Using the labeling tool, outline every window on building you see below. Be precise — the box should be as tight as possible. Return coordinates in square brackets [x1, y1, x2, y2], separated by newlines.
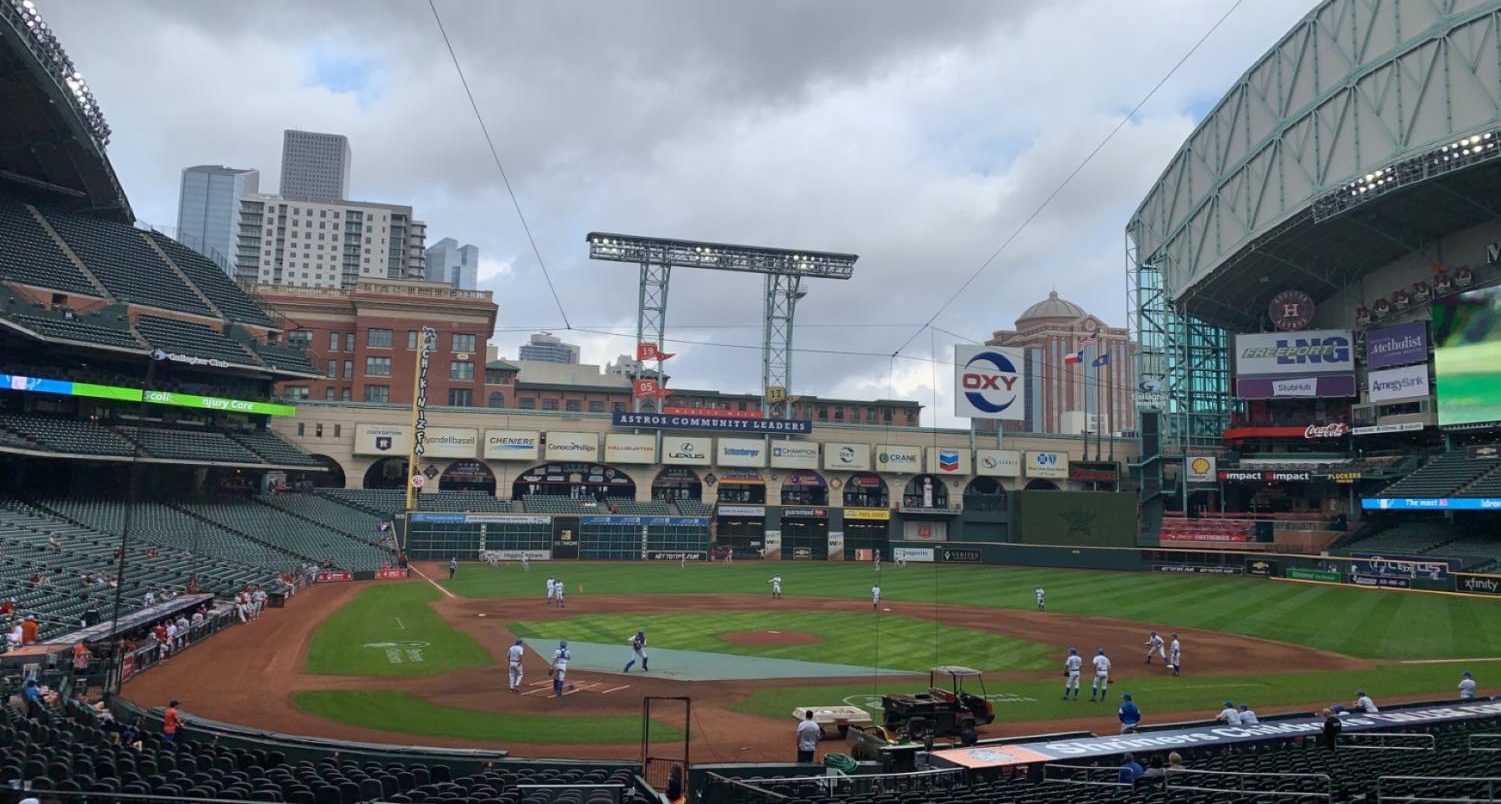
[343, 360, 353, 379]
[367, 328, 392, 348]
[588, 400, 604, 413]
[519, 398, 536, 409]
[452, 333, 476, 353]
[328, 332, 339, 351]
[866, 407, 878, 422]
[488, 391, 505, 408]
[288, 331, 312, 348]
[542, 399, 559, 411]
[407, 330, 418, 350]
[324, 388, 335, 401]
[818, 406, 828, 421]
[341, 388, 351, 401]
[326, 359, 337, 378]
[334, 424, 341, 438]
[344, 333, 354, 351]
[319, 210, 327, 218]
[834, 408, 844, 421]
[565, 400, 582, 412]
[366, 356, 392, 376]
[315, 423, 324, 438]
[612, 402, 625, 413]
[363, 385, 390, 403]
[883, 408, 893, 422]
[449, 360, 475, 380]
[448, 388, 473, 406]
[296, 422, 305, 436]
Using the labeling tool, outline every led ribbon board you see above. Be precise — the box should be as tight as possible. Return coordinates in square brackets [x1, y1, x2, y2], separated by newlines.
[0, 373, 295, 417]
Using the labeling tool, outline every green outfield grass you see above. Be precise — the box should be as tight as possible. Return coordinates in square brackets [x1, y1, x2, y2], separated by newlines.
[438, 562, 1501, 660]
[729, 661, 1495, 724]
[295, 690, 679, 744]
[305, 583, 491, 677]
[507, 611, 1054, 673]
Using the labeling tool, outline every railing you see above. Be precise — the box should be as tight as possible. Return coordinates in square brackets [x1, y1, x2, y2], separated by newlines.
[1468, 733, 1501, 752]
[805, 766, 966, 798]
[700, 772, 791, 804]
[1040, 763, 1133, 788]
[517, 783, 626, 803]
[1339, 732, 1438, 751]
[1163, 767, 1332, 800]
[1377, 775, 1501, 803]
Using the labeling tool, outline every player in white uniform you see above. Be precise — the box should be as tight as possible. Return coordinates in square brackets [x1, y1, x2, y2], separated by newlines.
[1035, 587, 1046, 611]
[551, 640, 571, 696]
[1063, 647, 1082, 700]
[1460, 671, 1478, 699]
[1169, 634, 1181, 676]
[555, 578, 566, 608]
[1354, 690, 1379, 713]
[1145, 631, 1166, 664]
[623, 630, 649, 672]
[1216, 701, 1242, 725]
[546, 576, 556, 606]
[871, 584, 881, 610]
[485, 551, 499, 568]
[1090, 649, 1111, 701]
[768, 575, 783, 599]
[1239, 704, 1259, 725]
[521, 553, 530, 573]
[506, 638, 525, 692]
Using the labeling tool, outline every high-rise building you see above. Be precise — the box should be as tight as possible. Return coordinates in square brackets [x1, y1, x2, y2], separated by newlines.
[425, 237, 479, 289]
[986, 291, 1136, 436]
[235, 194, 426, 288]
[175, 165, 259, 275]
[605, 354, 643, 378]
[518, 332, 580, 364]
[279, 129, 351, 201]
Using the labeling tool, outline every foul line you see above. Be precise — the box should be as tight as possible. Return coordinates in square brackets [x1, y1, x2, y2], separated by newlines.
[521, 686, 553, 697]
[394, 617, 406, 630]
[598, 685, 631, 695]
[409, 565, 455, 599]
[1400, 657, 1501, 665]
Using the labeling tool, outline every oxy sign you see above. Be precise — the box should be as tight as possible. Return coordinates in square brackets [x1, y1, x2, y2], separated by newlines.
[954, 345, 1025, 420]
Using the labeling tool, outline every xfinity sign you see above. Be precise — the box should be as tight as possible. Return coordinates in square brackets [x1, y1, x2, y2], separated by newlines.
[954, 345, 1025, 421]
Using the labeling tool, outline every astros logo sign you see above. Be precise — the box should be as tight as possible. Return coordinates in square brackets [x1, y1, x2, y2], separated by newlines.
[960, 349, 1021, 414]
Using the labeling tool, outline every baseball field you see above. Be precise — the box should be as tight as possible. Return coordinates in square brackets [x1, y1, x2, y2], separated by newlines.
[122, 560, 1501, 761]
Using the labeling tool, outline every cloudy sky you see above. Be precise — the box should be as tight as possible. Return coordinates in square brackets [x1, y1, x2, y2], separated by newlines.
[47, 0, 1314, 426]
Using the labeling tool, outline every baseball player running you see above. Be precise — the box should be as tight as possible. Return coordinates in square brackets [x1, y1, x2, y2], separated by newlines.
[1090, 649, 1111, 701]
[1063, 647, 1083, 700]
[768, 575, 783, 599]
[1035, 586, 1046, 611]
[623, 630, 649, 672]
[1169, 634, 1181, 677]
[1145, 631, 1166, 664]
[551, 640, 571, 696]
[506, 638, 525, 692]
[871, 584, 881, 610]
[546, 576, 556, 606]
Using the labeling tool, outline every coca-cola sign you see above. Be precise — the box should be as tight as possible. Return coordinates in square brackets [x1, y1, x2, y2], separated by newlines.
[1304, 423, 1349, 439]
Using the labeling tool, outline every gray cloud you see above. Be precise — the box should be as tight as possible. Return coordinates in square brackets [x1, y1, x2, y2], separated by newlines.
[44, 0, 1312, 425]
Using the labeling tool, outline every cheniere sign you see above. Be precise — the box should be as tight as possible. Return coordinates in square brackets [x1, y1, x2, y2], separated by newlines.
[613, 411, 812, 433]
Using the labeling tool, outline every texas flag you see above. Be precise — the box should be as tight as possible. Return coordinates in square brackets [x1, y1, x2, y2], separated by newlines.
[1064, 350, 1084, 365]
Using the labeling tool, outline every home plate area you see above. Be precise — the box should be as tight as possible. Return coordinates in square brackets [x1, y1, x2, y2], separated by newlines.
[519, 679, 633, 697]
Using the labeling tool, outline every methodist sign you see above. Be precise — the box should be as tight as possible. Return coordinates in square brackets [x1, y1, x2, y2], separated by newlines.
[953, 345, 1025, 421]
[612, 411, 811, 434]
[1365, 321, 1429, 369]
[1233, 329, 1355, 399]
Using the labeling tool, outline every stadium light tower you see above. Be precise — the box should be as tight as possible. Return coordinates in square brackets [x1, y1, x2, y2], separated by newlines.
[586, 233, 857, 416]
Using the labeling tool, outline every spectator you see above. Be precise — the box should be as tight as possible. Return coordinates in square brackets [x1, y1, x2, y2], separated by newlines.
[143, 589, 156, 607]
[20, 614, 39, 645]
[1117, 753, 1144, 784]
[72, 641, 92, 677]
[162, 700, 183, 745]
[190, 609, 204, 627]
[0, 597, 14, 617]
[1354, 690, 1379, 713]
[1216, 701, 1242, 725]
[1167, 752, 1185, 774]
[1118, 693, 1141, 734]
[1459, 671, 1478, 700]
[1142, 755, 1167, 784]
[21, 679, 45, 720]
[4, 621, 20, 651]
[1321, 708, 1342, 750]
[796, 709, 820, 763]
[1239, 704, 1259, 725]
[665, 764, 685, 804]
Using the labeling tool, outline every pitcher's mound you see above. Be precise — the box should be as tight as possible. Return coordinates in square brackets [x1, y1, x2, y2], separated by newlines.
[719, 630, 822, 646]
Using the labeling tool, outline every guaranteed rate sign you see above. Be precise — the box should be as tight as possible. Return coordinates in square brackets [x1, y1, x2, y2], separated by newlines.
[612, 411, 812, 434]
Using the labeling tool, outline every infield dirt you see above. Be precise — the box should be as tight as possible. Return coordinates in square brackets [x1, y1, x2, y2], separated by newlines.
[123, 575, 1372, 761]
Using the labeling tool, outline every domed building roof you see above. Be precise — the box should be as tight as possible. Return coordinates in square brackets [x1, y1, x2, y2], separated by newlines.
[1017, 291, 1086, 323]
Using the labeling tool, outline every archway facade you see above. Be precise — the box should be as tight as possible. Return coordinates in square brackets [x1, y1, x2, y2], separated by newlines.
[512, 462, 636, 502]
[296, 454, 346, 489]
[842, 473, 888, 508]
[779, 470, 829, 560]
[362, 457, 409, 490]
[779, 470, 828, 506]
[440, 459, 496, 494]
[902, 474, 949, 509]
[715, 470, 767, 559]
[651, 467, 702, 502]
[841, 473, 891, 560]
[1024, 478, 1061, 491]
[963, 476, 1007, 512]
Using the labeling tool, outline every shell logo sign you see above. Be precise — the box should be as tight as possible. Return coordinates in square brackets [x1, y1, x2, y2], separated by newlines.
[1185, 456, 1217, 483]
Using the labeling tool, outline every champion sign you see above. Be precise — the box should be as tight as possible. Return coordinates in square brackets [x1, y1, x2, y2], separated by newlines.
[954, 345, 1025, 421]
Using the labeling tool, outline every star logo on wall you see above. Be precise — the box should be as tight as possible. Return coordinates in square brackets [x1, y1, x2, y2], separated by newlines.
[1060, 508, 1096, 538]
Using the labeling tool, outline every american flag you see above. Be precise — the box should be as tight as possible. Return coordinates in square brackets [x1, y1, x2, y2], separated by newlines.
[1080, 332, 1099, 347]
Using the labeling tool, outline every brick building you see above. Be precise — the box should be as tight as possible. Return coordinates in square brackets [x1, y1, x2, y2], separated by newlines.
[248, 279, 497, 405]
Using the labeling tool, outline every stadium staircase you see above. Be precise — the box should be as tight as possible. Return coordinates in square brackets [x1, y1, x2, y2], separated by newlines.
[1374, 453, 1495, 499]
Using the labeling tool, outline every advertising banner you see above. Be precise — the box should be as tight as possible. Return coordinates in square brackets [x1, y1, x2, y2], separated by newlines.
[1161, 532, 1248, 542]
[1245, 558, 1278, 576]
[483, 430, 540, 461]
[1368, 363, 1431, 403]
[717, 505, 766, 517]
[953, 345, 1026, 420]
[1286, 567, 1341, 582]
[1454, 573, 1501, 595]
[1155, 564, 1243, 574]
[374, 568, 409, 580]
[1024, 451, 1067, 479]
[926, 447, 971, 475]
[1235, 375, 1357, 399]
[479, 549, 551, 562]
[781, 507, 828, 519]
[875, 444, 922, 473]
[1351, 553, 1453, 578]
[354, 423, 411, 456]
[422, 427, 478, 459]
[412, 327, 437, 457]
[1069, 461, 1119, 482]
[316, 571, 355, 583]
[1366, 322, 1429, 369]
[823, 442, 871, 472]
[612, 411, 811, 434]
[1234, 329, 1354, 376]
[939, 547, 984, 563]
[1351, 574, 1411, 589]
[717, 438, 766, 468]
[604, 433, 658, 464]
[894, 546, 935, 563]
[826, 531, 844, 558]
[645, 551, 706, 561]
[661, 436, 712, 466]
[902, 521, 948, 541]
[1362, 498, 1501, 511]
[1185, 456, 1217, 483]
[975, 449, 1021, 477]
[770, 442, 820, 469]
[843, 508, 891, 521]
[544, 432, 599, 462]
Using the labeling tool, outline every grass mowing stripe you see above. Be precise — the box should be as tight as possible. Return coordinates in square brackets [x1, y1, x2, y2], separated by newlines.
[305, 584, 492, 678]
[294, 690, 679, 744]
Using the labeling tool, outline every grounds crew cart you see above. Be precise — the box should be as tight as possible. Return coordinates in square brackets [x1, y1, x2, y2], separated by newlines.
[880, 665, 995, 738]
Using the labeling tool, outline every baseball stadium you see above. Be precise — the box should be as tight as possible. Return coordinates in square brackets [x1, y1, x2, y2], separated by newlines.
[4, 2, 1501, 804]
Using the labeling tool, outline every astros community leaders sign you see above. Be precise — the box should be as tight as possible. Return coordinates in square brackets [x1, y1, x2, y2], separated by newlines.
[612, 411, 812, 433]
